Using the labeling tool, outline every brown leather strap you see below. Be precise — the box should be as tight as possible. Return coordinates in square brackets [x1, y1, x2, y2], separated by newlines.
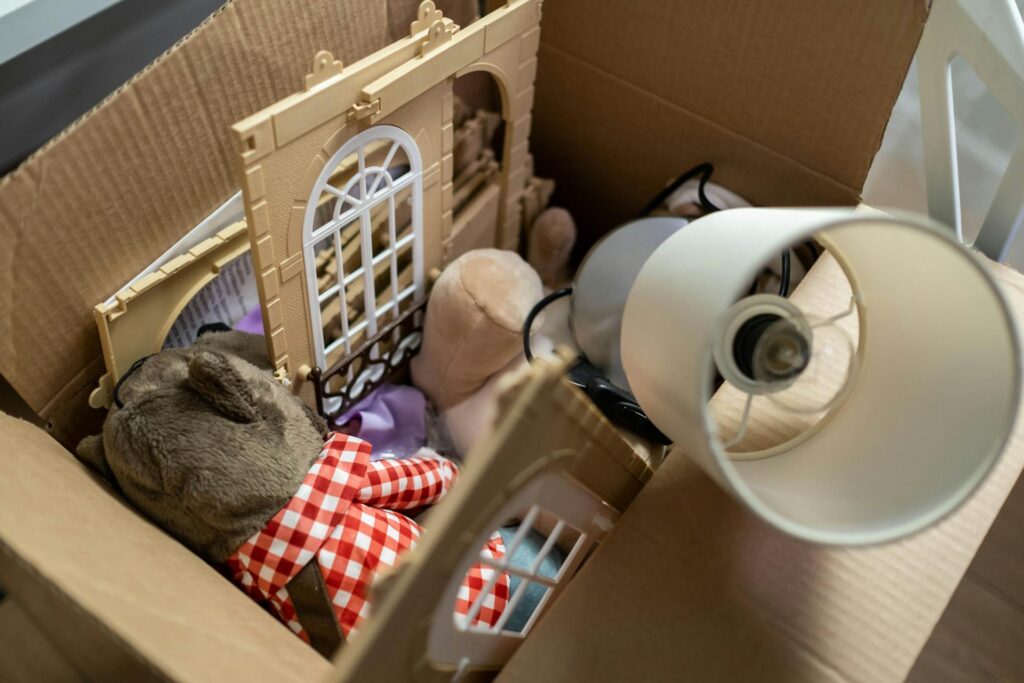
[285, 562, 344, 659]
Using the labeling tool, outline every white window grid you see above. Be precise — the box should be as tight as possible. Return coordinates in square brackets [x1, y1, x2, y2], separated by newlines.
[303, 125, 426, 373]
[427, 471, 618, 674]
[454, 504, 586, 637]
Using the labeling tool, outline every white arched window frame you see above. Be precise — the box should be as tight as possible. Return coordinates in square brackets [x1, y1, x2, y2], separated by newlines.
[302, 125, 426, 372]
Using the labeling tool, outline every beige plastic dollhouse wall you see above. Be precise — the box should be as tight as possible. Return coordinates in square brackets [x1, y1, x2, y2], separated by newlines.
[67, 3, 657, 676]
[232, 0, 542, 403]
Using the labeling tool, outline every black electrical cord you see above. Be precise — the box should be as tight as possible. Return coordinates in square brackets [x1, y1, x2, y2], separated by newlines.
[523, 287, 573, 362]
[113, 355, 154, 409]
[747, 250, 792, 298]
[640, 162, 720, 216]
[779, 249, 792, 298]
[645, 162, 793, 297]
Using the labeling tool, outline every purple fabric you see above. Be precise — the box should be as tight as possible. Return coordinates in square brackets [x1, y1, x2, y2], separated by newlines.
[231, 303, 426, 457]
[235, 306, 265, 335]
[336, 384, 427, 459]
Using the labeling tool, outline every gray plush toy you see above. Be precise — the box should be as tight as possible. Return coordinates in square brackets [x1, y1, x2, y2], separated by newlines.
[76, 331, 327, 564]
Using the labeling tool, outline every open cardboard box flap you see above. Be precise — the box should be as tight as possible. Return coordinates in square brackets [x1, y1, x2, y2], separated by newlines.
[0, 414, 334, 682]
[531, 0, 929, 250]
[4, 0, 1016, 681]
[0, 0, 925, 450]
[0, 0, 395, 448]
[497, 255, 1024, 683]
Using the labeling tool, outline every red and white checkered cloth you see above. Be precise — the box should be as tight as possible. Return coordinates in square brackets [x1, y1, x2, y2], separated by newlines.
[227, 432, 509, 641]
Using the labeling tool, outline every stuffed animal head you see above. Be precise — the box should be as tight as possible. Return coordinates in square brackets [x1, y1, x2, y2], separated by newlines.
[77, 331, 327, 563]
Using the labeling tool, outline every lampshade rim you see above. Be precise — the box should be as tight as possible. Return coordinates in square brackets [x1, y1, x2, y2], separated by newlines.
[695, 210, 1023, 546]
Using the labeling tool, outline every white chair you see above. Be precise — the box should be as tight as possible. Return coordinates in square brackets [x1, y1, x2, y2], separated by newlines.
[918, 0, 1024, 260]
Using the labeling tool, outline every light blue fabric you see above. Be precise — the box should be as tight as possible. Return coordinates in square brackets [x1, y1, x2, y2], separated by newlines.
[497, 527, 566, 632]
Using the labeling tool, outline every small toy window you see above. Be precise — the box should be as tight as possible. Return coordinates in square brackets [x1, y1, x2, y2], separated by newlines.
[303, 125, 426, 374]
[446, 70, 506, 257]
[427, 469, 618, 674]
[163, 250, 259, 349]
[454, 505, 583, 636]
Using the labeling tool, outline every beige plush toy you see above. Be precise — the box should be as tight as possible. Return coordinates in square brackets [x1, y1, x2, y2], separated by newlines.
[527, 207, 577, 289]
[411, 249, 544, 409]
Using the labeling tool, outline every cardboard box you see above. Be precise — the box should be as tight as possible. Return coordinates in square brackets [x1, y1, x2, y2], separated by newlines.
[496, 253, 1024, 683]
[3, 0, 1020, 681]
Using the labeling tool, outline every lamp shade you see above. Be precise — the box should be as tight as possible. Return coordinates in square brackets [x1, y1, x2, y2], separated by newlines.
[571, 216, 687, 390]
[621, 208, 1021, 545]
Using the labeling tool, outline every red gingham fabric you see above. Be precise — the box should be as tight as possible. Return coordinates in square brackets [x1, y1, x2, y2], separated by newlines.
[227, 432, 509, 641]
[454, 532, 508, 629]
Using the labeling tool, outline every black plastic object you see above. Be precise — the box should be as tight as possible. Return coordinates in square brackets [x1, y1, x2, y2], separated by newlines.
[196, 321, 232, 338]
[567, 359, 672, 445]
[732, 314, 809, 382]
[733, 314, 782, 379]
[523, 287, 671, 444]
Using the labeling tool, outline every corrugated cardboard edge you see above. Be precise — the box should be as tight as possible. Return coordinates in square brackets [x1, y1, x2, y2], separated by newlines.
[531, 0, 930, 246]
[0, 4, 229, 180]
[0, 412, 332, 682]
[0, 0, 392, 450]
[497, 256, 1024, 683]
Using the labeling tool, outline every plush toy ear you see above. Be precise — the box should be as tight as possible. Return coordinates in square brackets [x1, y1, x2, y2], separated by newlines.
[76, 433, 116, 483]
[300, 400, 330, 440]
[187, 350, 259, 423]
[196, 329, 274, 371]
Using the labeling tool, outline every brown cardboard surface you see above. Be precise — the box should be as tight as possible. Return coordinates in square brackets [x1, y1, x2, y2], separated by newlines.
[532, 0, 928, 248]
[0, 598, 82, 683]
[0, 0, 392, 448]
[0, 1, 976, 681]
[0, 1, 927, 451]
[497, 255, 1024, 683]
[0, 413, 330, 682]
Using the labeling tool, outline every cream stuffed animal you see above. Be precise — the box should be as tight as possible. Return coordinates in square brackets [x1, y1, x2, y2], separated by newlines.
[412, 249, 544, 409]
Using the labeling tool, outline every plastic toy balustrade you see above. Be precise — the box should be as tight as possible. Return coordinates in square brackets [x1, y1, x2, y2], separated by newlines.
[85, 1, 655, 675]
[295, 123, 425, 419]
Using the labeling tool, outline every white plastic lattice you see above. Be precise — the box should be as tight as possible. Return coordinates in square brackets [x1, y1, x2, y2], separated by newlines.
[428, 470, 618, 672]
[302, 125, 426, 372]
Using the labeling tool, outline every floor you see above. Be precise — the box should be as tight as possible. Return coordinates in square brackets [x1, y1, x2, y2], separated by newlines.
[906, 474, 1024, 682]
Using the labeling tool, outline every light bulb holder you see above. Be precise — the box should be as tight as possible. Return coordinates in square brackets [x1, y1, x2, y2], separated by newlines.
[713, 294, 811, 395]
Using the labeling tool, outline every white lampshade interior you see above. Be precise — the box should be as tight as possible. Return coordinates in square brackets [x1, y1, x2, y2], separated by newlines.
[621, 208, 1020, 544]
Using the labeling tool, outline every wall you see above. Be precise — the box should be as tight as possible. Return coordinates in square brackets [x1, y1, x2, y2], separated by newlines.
[0, 0, 224, 175]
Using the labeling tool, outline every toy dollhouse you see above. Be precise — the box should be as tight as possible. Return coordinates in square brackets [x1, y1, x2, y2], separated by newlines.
[83, 1, 655, 677]
[230, 0, 545, 415]
[90, 0, 547, 417]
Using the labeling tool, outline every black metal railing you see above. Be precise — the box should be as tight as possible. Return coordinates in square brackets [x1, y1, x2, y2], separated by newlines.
[310, 298, 428, 425]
